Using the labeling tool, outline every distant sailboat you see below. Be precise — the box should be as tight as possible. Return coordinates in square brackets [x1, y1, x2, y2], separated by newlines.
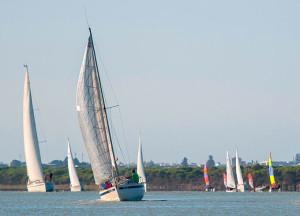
[268, 152, 280, 192]
[223, 173, 227, 188]
[23, 65, 54, 192]
[235, 148, 245, 192]
[137, 133, 147, 192]
[248, 173, 254, 192]
[226, 151, 236, 192]
[67, 139, 83, 191]
[204, 163, 214, 191]
[76, 28, 145, 201]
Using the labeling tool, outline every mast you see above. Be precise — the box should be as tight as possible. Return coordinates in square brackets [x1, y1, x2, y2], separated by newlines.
[88, 28, 119, 179]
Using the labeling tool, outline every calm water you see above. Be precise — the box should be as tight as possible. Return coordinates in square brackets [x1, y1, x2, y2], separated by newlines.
[0, 191, 299, 215]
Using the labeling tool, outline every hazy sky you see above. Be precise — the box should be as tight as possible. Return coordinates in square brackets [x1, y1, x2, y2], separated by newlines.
[0, 1, 299, 165]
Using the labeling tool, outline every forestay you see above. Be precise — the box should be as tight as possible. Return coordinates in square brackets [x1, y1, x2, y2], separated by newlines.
[23, 68, 44, 183]
[76, 29, 115, 185]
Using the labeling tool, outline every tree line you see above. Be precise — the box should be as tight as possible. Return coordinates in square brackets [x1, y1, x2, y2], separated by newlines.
[0, 165, 299, 191]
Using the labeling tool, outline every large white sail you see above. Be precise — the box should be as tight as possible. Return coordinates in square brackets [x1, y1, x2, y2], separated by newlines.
[137, 134, 146, 183]
[23, 67, 44, 183]
[226, 151, 235, 189]
[76, 28, 118, 185]
[235, 148, 244, 186]
[67, 139, 81, 188]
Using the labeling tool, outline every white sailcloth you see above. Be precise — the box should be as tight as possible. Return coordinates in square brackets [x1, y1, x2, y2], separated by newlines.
[67, 139, 81, 188]
[76, 29, 117, 185]
[235, 148, 244, 186]
[137, 134, 146, 183]
[23, 68, 44, 183]
[226, 151, 235, 189]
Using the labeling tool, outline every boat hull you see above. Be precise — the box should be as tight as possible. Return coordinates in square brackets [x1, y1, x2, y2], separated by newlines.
[99, 183, 145, 201]
[71, 184, 84, 192]
[27, 181, 54, 192]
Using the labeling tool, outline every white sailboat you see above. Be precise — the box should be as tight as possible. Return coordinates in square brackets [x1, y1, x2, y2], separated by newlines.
[226, 151, 236, 192]
[67, 139, 84, 191]
[23, 65, 54, 192]
[235, 148, 245, 192]
[76, 28, 145, 201]
[137, 133, 147, 192]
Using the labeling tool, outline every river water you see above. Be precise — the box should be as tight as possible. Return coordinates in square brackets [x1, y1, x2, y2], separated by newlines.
[0, 191, 299, 215]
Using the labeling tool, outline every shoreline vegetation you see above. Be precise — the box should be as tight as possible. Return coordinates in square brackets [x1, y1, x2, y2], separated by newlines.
[0, 165, 299, 191]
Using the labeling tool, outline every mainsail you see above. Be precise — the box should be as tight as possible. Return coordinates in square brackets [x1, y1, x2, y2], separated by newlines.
[226, 151, 235, 189]
[67, 139, 81, 188]
[76, 28, 118, 185]
[23, 66, 44, 183]
[204, 163, 209, 186]
[137, 134, 146, 183]
[269, 152, 276, 188]
[248, 173, 254, 189]
[235, 148, 244, 186]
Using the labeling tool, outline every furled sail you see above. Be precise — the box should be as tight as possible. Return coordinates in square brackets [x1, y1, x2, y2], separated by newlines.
[269, 153, 276, 188]
[226, 151, 235, 189]
[248, 173, 254, 189]
[204, 163, 209, 186]
[223, 173, 227, 187]
[23, 67, 44, 183]
[137, 134, 146, 183]
[235, 148, 244, 186]
[67, 139, 81, 188]
[76, 28, 118, 185]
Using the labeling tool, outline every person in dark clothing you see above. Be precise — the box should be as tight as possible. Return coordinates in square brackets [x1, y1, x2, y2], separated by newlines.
[49, 171, 53, 182]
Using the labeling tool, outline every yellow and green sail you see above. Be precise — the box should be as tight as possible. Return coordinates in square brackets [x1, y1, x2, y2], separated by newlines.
[269, 152, 276, 188]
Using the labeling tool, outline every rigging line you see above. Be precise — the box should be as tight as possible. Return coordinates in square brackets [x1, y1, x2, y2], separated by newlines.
[83, 0, 90, 28]
[108, 109, 127, 165]
[93, 42, 131, 165]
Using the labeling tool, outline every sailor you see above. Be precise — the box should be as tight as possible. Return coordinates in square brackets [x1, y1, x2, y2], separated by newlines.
[49, 171, 53, 182]
[131, 169, 139, 183]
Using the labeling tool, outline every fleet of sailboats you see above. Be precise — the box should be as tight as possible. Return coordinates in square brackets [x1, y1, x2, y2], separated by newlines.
[76, 28, 145, 201]
[23, 65, 54, 192]
[67, 139, 84, 192]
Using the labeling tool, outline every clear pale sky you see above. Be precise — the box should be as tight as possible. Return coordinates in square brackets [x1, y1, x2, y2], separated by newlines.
[0, 1, 299, 165]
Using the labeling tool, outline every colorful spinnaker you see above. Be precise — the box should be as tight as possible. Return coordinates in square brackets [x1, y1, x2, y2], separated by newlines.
[269, 152, 276, 188]
[248, 173, 254, 189]
[204, 163, 209, 186]
[223, 173, 227, 187]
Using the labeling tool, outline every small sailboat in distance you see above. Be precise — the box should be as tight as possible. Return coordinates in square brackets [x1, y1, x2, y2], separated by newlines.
[235, 148, 245, 192]
[76, 28, 145, 201]
[248, 173, 254, 192]
[23, 65, 54, 192]
[67, 139, 84, 191]
[204, 163, 214, 191]
[226, 151, 236, 192]
[137, 133, 147, 192]
[268, 152, 281, 192]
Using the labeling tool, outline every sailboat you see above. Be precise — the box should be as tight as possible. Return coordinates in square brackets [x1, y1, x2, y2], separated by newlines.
[23, 65, 54, 192]
[67, 139, 84, 191]
[248, 173, 254, 192]
[225, 151, 236, 192]
[268, 152, 281, 192]
[223, 173, 227, 189]
[235, 148, 245, 192]
[204, 163, 214, 191]
[137, 133, 147, 192]
[76, 28, 145, 201]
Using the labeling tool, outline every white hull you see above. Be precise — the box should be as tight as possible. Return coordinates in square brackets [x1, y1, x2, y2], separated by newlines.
[99, 183, 145, 201]
[27, 181, 54, 192]
[71, 184, 84, 192]
[237, 184, 245, 192]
